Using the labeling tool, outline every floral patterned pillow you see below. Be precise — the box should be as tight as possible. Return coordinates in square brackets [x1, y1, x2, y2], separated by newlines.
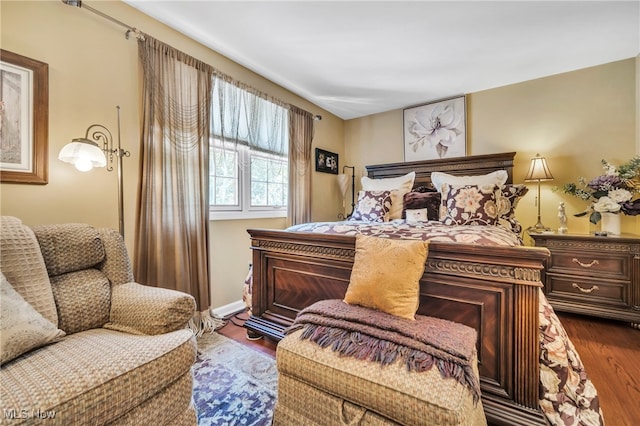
[361, 172, 415, 220]
[441, 184, 500, 226]
[496, 184, 529, 234]
[349, 190, 392, 222]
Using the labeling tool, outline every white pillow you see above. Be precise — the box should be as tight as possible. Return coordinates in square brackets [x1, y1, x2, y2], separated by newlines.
[361, 172, 416, 220]
[405, 208, 430, 223]
[431, 170, 508, 193]
[0, 272, 66, 364]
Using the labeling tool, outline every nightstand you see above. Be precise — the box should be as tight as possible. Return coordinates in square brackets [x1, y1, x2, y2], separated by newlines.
[529, 232, 640, 323]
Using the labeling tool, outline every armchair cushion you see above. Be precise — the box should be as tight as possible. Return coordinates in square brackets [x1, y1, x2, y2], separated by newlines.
[1, 328, 195, 425]
[105, 283, 196, 335]
[97, 228, 134, 285]
[33, 223, 105, 276]
[51, 269, 111, 334]
[33, 223, 114, 334]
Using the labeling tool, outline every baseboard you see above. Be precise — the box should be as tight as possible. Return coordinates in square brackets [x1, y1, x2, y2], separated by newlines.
[210, 300, 246, 319]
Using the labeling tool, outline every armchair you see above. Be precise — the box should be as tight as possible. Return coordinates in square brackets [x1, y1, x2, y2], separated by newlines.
[0, 216, 197, 425]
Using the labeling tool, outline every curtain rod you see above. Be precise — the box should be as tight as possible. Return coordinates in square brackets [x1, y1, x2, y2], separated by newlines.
[62, 0, 145, 41]
[63, 1, 319, 119]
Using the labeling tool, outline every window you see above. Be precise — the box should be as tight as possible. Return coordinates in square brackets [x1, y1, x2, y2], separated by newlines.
[210, 143, 238, 207]
[209, 80, 289, 220]
[250, 152, 288, 208]
[209, 141, 288, 219]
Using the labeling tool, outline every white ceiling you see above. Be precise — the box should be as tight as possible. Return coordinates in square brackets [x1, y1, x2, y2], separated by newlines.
[123, 1, 640, 120]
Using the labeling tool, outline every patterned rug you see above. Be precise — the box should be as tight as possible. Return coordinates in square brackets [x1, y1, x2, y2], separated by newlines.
[193, 332, 278, 426]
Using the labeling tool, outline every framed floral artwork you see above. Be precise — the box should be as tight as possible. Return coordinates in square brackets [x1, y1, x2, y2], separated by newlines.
[403, 96, 466, 161]
[0, 49, 49, 184]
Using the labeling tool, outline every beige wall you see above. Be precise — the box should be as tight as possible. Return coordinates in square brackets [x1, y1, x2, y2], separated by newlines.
[637, 54, 640, 153]
[345, 59, 639, 237]
[0, 0, 343, 309]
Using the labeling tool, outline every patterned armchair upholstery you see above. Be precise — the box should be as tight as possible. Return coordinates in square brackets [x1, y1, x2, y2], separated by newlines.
[0, 216, 197, 425]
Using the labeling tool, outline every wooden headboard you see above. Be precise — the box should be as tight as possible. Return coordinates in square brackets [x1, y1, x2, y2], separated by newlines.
[366, 152, 516, 188]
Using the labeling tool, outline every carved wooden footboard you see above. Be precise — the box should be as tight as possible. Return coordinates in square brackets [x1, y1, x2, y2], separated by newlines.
[246, 229, 550, 426]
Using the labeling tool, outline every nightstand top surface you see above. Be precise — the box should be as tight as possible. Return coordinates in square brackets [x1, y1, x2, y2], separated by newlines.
[528, 231, 640, 243]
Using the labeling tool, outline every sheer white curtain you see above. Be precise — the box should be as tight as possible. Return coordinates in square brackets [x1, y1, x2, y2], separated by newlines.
[212, 78, 288, 158]
[211, 78, 316, 224]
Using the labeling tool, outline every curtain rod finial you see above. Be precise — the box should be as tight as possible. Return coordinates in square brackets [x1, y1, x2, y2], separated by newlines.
[314, 115, 322, 121]
[62, 0, 82, 7]
[126, 28, 146, 41]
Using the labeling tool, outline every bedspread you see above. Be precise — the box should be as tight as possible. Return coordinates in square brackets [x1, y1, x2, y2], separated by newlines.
[287, 219, 523, 246]
[539, 291, 604, 425]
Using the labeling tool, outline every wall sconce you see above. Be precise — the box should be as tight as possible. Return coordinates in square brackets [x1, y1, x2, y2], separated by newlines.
[524, 153, 554, 233]
[58, 106, 130, 236]
[337, 165, 355, 219]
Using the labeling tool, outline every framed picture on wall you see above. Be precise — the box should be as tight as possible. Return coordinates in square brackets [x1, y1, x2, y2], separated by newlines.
[0, 49, 49, 184]
[315, 148, 339, 174]
[403, 96, 466, 161]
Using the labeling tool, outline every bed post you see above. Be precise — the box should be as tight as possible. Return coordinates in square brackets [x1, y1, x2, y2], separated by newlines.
[514, 271, 542, 408]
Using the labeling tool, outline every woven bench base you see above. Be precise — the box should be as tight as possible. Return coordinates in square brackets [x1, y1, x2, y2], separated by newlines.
[274, 373, 402, 425]
[274, 329, 486, 426]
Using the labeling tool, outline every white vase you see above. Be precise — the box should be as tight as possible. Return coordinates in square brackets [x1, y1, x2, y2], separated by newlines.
[600, 212, 621, 235]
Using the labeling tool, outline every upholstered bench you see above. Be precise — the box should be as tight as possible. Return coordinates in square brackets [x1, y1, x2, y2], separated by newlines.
[273, 237, 486, 425]
[273, 310, 487, 426]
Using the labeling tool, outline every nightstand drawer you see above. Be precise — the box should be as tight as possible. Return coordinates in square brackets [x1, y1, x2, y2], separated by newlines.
[548, 251, 629, 280]
[547, 275, 627, 306]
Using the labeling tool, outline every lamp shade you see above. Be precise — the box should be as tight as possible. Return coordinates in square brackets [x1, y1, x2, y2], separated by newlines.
[58, 139, 107, 172]
[337, 173, 349, 197]
[524, 154, 554, 182]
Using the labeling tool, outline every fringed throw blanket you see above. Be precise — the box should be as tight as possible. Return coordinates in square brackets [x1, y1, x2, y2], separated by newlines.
[286, 299, 481, 404]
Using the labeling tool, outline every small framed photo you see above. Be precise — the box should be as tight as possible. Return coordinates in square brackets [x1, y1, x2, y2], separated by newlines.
[403, 96, 466, 161]
[315, 148, 338, 174]
[0, 49, 49, 184]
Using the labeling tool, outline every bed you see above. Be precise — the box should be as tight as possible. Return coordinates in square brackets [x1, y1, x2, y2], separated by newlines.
[245, 152, 601, 426]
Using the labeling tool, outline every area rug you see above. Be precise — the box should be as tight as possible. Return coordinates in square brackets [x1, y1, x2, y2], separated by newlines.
[192, 332, 278, 426]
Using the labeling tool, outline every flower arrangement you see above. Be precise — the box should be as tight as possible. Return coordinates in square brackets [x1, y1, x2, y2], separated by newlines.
[557, 156, 640, 224]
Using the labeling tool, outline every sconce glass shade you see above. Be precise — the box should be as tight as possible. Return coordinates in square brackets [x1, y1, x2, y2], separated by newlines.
[58, 139, 107, 172]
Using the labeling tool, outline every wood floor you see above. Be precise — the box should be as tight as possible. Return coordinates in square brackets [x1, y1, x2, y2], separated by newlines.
[556, 313, 640, 426]
[217, 310, 640, 426]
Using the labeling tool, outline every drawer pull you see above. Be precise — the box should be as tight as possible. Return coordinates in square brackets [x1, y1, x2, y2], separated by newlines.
[572, 258, 599, 268]
[572, 283, 599, 294]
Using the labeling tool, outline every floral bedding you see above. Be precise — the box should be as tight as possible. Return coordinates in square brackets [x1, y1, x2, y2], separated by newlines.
[287, 218, 524, 246]
[539, 291, 604, 425]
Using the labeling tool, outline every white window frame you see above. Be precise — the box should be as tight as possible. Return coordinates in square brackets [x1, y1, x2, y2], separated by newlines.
[210, 139, 288, 221]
